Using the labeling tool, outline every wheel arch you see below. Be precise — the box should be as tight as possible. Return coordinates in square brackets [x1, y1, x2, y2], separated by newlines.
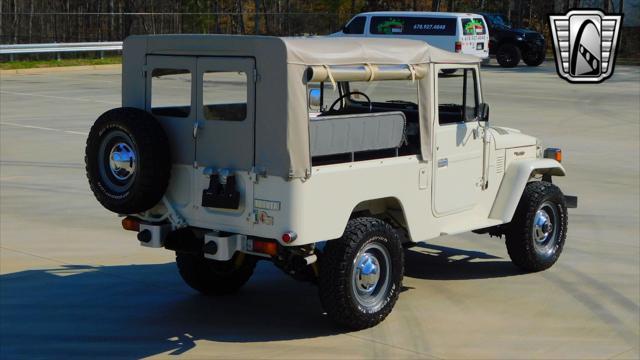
[489, 159, 565, 223]
[350, 196, 412, 242]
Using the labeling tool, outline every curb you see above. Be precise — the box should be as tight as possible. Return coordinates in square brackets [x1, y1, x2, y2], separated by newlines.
[0, 63, 122, 75]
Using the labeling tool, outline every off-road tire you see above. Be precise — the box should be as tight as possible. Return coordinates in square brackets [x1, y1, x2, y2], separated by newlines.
[85, 107, 171, 214]
[176, 252, 258, 295]
[496, 43, 522, 68]
[523, 51, 545, 66]
[506, 181, 568, 272]
[319, 217, 404, 330]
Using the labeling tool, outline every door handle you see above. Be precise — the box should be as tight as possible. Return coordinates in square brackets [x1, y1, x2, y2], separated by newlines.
[193, 121, 201, 139]
[438, 158, 448, 168]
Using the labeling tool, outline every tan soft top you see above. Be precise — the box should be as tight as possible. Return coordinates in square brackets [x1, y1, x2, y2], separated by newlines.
[123, 35, 479, 179]
[281, 36, 480, 65]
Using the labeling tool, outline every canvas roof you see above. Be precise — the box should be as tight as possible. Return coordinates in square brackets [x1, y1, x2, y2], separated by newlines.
[280, 36, 481, 65]
[123, 35, 479, 179]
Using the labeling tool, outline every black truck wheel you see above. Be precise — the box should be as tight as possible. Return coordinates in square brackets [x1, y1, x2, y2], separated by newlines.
[506, 181, 568, 272]
[319, 217, 404, 330]
[176, 252, 258, 295]
[85, 107, 171, 214]
[496, 43, 522, 68]
[523, 51, 545, 66]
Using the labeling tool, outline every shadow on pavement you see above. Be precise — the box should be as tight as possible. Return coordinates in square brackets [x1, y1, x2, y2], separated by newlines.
[481, 62, 555, 74]
[0, 243, 521, 357]
[404, 243, 523, 280]
[0, 261, 336, 358]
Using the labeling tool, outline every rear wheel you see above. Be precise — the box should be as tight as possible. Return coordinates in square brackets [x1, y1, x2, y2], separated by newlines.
[506, 181, 568, 272]
[176, 252, 258, 295]
[319, 217, 404, 329]
[496, 43, 521, 68]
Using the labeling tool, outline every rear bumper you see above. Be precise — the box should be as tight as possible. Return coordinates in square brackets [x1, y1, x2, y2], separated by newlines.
[565, 195, 578, 209]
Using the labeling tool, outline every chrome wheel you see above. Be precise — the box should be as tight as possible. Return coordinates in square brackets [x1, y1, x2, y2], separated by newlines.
[532, 201, 559, 256]
[97, 130, 137, 193]
[351, 241, 391, 311]
[109, 142, 136, 180]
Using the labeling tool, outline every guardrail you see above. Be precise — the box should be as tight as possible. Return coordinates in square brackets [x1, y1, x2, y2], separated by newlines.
[0, 42, 123, 60]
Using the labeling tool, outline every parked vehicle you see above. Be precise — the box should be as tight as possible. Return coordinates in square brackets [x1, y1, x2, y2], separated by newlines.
[332, 11, 489, 63]
[85, 35, 576, 330]
[479, 13, 546, 67]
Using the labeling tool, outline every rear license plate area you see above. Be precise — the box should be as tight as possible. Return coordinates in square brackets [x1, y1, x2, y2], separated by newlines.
[476, 43, 484, 50]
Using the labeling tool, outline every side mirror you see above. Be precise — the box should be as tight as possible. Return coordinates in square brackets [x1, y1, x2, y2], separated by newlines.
[478, 102, 490, 121]
[308, 88, 321, 109]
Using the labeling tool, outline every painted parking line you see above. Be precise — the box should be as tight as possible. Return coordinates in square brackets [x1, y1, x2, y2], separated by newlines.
[0, 90, 118, 105]
[0, 121, 88, 136]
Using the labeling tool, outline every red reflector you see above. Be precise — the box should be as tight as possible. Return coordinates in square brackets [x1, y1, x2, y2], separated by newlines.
[252, 240, 278, 256]
[121, 216, 140, 232]
[281, 231, 297, 244]
[455, 41, 462, 52]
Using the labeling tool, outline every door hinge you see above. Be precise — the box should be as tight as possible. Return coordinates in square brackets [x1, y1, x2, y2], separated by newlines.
[142, 65, 149, 78]
[253, 69, 259, 83]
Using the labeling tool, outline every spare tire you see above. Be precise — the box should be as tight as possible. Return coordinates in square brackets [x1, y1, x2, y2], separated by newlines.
[85, 107, 171, 214]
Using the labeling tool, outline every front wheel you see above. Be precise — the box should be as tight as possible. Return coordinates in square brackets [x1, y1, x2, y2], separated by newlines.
[523, 51, 545, 66]
[506, 181, 568, 272]
[319, 217, 404, 330]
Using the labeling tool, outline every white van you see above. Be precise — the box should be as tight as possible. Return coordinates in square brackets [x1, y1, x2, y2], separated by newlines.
[332, 11, 489, 60]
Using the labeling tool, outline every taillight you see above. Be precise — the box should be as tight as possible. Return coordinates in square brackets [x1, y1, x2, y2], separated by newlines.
[121, 216, 140, 231]
[455, 41, 462, 53]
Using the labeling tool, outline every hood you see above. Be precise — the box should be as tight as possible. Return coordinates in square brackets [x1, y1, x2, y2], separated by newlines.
[489, 126, 538, 149]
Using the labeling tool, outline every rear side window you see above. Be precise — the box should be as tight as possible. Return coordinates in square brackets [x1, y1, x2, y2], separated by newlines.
[343, 16, 366, 34]
[370, 16, 456, 36]
[461, 18, 487, 35]
[202, 71, 248, 121]
[151, 69, 192, 118]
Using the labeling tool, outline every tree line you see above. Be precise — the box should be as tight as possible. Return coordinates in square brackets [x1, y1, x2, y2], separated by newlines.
[0, 1, 630, 49]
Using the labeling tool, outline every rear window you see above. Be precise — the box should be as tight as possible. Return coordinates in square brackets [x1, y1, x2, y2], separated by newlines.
[370, 16, 456, 36]
[343, 16, 366, 34]
[151, 69, 191, 118]
[461, 18, 487, 35]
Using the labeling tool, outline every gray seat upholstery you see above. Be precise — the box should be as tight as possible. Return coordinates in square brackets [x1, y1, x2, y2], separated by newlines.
[309, 111, 406, 157]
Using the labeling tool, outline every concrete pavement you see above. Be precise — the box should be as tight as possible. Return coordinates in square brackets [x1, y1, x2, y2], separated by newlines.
[1, 61, 638, 359]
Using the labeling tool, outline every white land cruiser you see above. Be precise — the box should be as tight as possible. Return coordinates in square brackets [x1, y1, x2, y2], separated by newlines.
[86, 35, 577, 329]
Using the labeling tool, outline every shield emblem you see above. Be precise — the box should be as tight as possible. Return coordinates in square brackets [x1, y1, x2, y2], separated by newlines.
[549, 9, 623, 83]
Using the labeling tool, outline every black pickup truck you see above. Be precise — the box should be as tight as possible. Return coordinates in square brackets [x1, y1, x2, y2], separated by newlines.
[479, 13, 546, 68]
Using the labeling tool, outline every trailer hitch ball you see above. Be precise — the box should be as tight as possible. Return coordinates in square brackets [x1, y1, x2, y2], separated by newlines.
[137, 229, 152, 243]
[203, 241, 218, 255]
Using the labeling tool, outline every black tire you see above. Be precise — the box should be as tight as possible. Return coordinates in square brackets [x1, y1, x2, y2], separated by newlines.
[319, 217, 404, 330]
[440, 69, 458, 75]
[523, 51, 545, 66]
[506, 181, 568, 272]
[176, 252, 257, 295]
[85, 107, 171, 214]
[496, 43, 522, 68]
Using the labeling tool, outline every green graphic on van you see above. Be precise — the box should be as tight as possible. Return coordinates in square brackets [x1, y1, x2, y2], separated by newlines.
[377, 19, 405, 34]
[463, 19, 485, 35]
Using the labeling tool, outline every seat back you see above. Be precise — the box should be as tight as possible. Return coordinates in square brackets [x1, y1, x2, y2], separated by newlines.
[310, 111, 406, 157]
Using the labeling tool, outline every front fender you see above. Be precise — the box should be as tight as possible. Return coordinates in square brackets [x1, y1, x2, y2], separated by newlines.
[489, 159, 565, 223]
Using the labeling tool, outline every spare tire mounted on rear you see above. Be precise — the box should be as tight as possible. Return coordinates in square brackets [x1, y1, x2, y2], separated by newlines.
[85, 107, 171, 214]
